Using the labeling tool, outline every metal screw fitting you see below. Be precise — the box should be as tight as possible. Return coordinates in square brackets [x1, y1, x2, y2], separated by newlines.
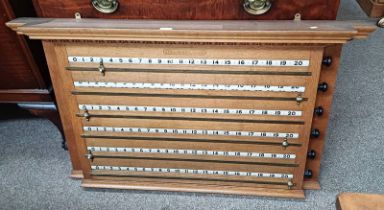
[98, 60, 105, 76]
[282, 138, 289, 149]
[85, 151, 94, 161]
[83, 110, 90, 121]
[287, 180, 294, 189]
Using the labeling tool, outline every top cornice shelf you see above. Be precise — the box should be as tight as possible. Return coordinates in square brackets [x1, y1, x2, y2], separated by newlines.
[7, 18, 377, 44]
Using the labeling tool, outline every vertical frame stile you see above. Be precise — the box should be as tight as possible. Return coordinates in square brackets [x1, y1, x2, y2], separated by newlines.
[42, 41, 90, 178]
[293, 46, 324, 189]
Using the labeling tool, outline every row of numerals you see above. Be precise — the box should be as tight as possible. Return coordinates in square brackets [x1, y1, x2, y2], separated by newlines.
[74, 81, 305, 93]
[91, 165, 293, 179]
[83, 126, 299, 139]
[79, 104, 302, 117]
[69, 56, 309, 67]
[88, 146, 296, 159]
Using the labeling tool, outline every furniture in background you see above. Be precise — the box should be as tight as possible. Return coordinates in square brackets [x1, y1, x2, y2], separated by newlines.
[31, 0, 343, 187]
[336, 193, 384, 210]
[32, 0, 340, 20]
[357, 0, 384, 17]
[0, 0, 65, 148]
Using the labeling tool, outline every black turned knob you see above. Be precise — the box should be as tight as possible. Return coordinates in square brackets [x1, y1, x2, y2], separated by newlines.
[314, 106, 324, 116]
[304, 170, 313, 178]
[307, 150, 316, 159]
[311, 129, 320, 138]
[318, 83, 328, 92]
[322, 56, 332, 67]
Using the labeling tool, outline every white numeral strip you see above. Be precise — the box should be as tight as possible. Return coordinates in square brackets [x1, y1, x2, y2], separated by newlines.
[74, 81, 305, 93]
[83, 126, 299, 139]
[69, 56, 309, 67]
[91, 165, 293, 179]
[79, 104, 302, 117]
[88, 146, 296, 159]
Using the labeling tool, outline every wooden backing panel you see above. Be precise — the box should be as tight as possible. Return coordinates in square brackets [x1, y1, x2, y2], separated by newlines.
[42, 42, 91, 177]
[83, 117, 303, 131]
[75, 95, 306, 109]
[73, 87, 308, 99]
[82, 179, 305, 198]
[66, 43, 310, 73]
[66, 44, 312, 64]
[51, 42, 320, 192]
[71, 72, 309, 89]
[91, 170, 290, 189]
[69, 44, 314, 99]
[304, 45, 343, 186]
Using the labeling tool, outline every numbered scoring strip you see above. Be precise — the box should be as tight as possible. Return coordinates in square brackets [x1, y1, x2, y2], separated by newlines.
[83, 126, 299, 139]
[68, 56, 309, 67]
[74, 81, 305, 93]
[79, 104, 302, 117]
[88, 146, 296, 159]
[91, 165, 293, 179]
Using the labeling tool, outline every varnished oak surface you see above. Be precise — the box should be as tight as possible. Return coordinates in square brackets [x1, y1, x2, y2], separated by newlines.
[336, 193, 384, 210]
[32, 0, 339, 20]
[82, 179, 305, 199]
[303, 181, 321, 190]
[7, 18, 376, 198]
[7, 18, 376, 43]
[70, 170, 84, 179]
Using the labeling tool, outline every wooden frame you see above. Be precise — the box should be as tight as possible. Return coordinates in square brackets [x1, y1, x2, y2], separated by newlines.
[7, 18, 376, 198]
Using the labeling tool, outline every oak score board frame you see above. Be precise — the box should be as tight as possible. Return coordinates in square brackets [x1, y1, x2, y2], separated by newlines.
[7, 18, 376, 198]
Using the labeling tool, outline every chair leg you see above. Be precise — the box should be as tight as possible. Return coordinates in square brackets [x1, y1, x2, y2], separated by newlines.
[18, 102, 67, 150]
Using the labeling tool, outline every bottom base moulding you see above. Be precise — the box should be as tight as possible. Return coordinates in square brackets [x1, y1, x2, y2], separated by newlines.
[70, 170, 84, 179]
[303, 181, 321, 190]
[73, 174, 321, 191]
[81, 179, 305, 199]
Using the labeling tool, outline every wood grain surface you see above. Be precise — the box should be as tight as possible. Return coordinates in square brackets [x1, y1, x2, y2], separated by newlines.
[32, 0, 339, 20]
[8, 18, 375, 198]
[336, 193, 384, 210]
